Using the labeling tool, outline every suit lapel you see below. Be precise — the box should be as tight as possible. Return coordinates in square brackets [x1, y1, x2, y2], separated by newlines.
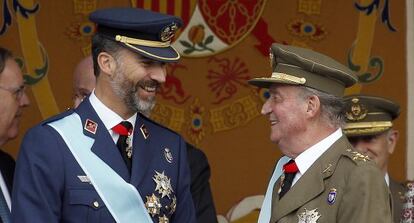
[272, 136, 349, 222]
[75, 98, 130, 181]
[130, 115, 156, 186]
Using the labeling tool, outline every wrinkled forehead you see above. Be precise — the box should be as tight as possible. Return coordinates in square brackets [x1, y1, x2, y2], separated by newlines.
[0, 59, 23, 83]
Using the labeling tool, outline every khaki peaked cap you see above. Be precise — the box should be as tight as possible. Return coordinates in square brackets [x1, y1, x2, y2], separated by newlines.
[248, 43, 358, 96]
[343, 94, 400, 136]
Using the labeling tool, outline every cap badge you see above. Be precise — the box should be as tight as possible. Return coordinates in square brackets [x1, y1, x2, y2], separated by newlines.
[297, 208, 321, 223]
[269, 50, 274, 68]
[153, 170, 174, 199]
[327, 188, 337, 205]
[145, 193, 161, 217]
[160, 23, 178, 42]
[164, 148, 173, 163]
[140, 124, 149, 139]
[345, 98, 367, 121]
[84, 119, 98, 134]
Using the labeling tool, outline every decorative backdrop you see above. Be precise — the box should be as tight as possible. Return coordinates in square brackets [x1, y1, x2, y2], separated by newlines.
[0, 0, 408, 220]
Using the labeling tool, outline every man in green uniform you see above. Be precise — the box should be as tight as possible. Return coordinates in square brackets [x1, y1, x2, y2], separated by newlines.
[249, 43, 392, 223]
[343, 94, 405, 222]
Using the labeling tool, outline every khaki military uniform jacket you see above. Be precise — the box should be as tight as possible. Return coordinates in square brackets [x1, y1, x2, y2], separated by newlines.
[270, 136, 392, 223]
[389, 178, 405, 222]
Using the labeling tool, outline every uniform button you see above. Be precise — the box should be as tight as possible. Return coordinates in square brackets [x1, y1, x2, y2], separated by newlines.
[93, 201, 99, 208]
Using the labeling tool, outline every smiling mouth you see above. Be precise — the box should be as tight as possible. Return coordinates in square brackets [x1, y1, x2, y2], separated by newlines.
[270, 120, 278, 125]
[140, 85, 157, 93]
[138, 80, 159, 93]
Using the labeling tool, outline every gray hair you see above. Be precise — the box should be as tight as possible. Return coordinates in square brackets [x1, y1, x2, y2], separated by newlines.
[298, 86, 346, 128]
[91, 33, 123, 77]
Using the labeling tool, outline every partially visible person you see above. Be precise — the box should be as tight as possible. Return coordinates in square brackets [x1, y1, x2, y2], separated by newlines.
[72, 55, 218, 223]
[343, 94, 405, 222]
[0, 46, 30, 221]
[249, 43, 392, 223]
[73, 55, 95, 108]
[12, 8, 196, 222]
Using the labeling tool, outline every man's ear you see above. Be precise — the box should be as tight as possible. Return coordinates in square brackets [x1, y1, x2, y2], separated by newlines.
[97, 52, 117, 77]
[387, 129, 399, 155]
[306, 95, 321, 118]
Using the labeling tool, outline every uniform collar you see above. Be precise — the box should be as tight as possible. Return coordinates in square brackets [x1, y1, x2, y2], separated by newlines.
[89, 90, 137, 132]
[294, 128, 343, 176]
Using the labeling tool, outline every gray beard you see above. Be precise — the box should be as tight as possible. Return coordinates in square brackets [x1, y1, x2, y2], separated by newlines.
[110, 68, 156, 117]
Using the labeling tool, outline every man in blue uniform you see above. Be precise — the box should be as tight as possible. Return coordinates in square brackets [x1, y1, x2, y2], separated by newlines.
[12, 8, 196, 223]
[72, 56, 218, 223]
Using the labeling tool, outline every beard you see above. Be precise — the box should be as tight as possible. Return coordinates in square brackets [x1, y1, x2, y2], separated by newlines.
[110, 62, 157, 117]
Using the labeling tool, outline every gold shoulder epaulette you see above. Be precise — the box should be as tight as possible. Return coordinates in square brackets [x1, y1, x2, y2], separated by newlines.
[346, 149, 370, 162]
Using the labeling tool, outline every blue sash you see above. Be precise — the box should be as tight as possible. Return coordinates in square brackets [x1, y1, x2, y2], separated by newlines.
[48, 113, 152, 223]
[258, 156, 290, 223]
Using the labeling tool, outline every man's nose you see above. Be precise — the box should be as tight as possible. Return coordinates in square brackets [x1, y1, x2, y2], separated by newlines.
[19, 91, 30, 107]
[261, 99, 271, 115]
[149, 66, 167, 84]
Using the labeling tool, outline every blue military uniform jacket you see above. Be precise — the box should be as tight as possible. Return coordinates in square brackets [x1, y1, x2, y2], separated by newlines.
[11, 98, 196, 223]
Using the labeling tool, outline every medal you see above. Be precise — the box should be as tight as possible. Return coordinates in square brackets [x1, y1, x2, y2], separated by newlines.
[159, 214, 169, 223]
[153, 171, 174, 199]
[297, 208, 321, 223]
[126, 135, 133, 158]
[145, 193, 161, 217]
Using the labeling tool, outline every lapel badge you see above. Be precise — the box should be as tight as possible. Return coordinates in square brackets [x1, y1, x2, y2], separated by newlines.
[164, 148, 173, 163]
[153, 170, 174, 199]
[327, 188, 337, 205]
[145, 193, 161, 217]
[140, 124, 150, 139]
[84, 119, 98, 134]
[297, 208, 321, 223]
[77, 175, 91, 184]
[322, 164, 332, 174]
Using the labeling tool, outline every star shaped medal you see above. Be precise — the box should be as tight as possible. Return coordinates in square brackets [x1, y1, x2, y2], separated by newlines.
[153, 171, 174, 199]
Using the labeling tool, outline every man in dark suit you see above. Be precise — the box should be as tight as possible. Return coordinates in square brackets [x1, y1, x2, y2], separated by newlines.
[0, 46, 30, 222]
[12, 8, 196, 222]
[343, 94, 405, 223]
[249, 43, 391, 222]
[186, 143, 217, 223]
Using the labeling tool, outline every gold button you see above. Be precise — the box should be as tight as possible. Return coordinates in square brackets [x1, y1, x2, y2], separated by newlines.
[93, 201, 99, 208]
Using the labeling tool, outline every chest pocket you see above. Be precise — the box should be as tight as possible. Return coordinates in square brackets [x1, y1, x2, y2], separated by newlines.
[69, 189, 114, 223]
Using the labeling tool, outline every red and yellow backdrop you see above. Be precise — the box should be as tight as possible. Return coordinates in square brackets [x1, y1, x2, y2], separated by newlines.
[0, 0, 408, 221]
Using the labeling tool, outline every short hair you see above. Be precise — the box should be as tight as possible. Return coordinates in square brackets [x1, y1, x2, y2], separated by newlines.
[299, 86, 346, 128]
[0, 47, 13, 74]
[91, 33, 123, 77]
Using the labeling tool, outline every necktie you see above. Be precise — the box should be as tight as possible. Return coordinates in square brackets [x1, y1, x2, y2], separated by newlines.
[0, 187, 10, 223]
[279, 159, 299, 199]
[112, 121, 133, 172]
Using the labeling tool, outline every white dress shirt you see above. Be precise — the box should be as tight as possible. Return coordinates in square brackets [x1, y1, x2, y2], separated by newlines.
[89, 90, 137, 143]
[292, 128, 343, 186]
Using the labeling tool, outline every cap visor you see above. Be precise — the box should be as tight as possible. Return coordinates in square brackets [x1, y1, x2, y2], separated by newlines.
[248, 77, 301, 88]
[122, 43, 180, 62]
